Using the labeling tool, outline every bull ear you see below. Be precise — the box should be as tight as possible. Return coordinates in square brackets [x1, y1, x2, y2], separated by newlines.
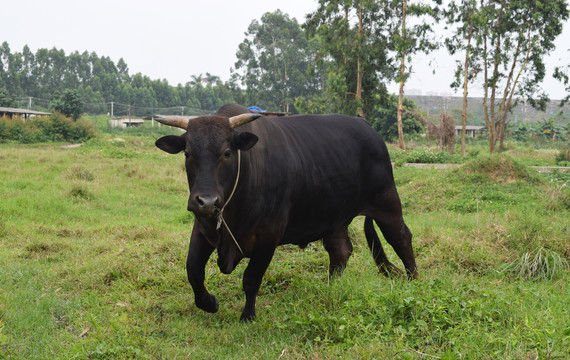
[155, 135, 186, 154]
[235, 132, 258, 151]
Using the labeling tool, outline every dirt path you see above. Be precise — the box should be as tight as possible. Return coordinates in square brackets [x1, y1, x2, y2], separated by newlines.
[397, 163, 570, 172]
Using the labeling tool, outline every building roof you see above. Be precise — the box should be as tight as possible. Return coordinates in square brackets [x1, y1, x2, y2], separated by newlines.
[0, 107, 51, 116]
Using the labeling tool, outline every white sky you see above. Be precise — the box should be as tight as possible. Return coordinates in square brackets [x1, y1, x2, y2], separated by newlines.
[2, 0, 569, 99]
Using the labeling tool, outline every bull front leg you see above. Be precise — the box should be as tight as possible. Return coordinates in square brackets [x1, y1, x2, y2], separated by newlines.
[187, 229, 218, 313]
[240, 243, 276, 322]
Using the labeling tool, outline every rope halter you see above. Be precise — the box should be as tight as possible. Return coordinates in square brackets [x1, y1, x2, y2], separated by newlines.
[214, 149, 244, 256]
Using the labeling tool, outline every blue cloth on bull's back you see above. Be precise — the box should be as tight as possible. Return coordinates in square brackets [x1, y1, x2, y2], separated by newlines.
[248, 106, 265, 112]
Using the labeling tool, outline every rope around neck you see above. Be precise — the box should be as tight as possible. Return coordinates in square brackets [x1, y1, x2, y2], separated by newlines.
[215, 149, 244, 256]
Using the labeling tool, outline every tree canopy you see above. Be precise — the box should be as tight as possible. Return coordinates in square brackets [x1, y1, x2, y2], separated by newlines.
[233, 10, 320, 113]
[0, 41, 236, 117]
[50, 89, 83, 120]
[302, 0, 396, 117]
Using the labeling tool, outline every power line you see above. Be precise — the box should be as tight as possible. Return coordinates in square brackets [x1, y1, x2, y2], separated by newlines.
[12, 96, 218, 116]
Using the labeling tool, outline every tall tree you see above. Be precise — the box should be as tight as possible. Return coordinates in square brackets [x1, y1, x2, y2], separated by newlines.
[446, 0, 480, 157]
[470, 0, 568, 153]
[369, 93, 426, 141]
[50, 89, 84, 120]
[189, 74, 204, 86]
[0, 87, 14, 107]
[553, 49, 570, 107]
[392, 0, 441, 150]
[204, 72, 221, 86]
[233, 10, 315, 113]
[304, 0, 395, 116]
[396, 0, 408, 150]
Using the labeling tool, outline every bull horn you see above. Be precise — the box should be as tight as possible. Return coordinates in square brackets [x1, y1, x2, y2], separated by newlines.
[154, 115, 190, 130]
[228, 113, 262, 128]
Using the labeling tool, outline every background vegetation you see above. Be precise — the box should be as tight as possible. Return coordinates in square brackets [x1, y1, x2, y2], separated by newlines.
[1, 1, 568, 143]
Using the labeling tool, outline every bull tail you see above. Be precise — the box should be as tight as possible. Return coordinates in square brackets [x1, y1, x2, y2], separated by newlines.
[364, 216, 404, 277]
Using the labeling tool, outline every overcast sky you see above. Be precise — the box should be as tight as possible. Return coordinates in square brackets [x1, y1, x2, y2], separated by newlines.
[2, 0, 569, 99]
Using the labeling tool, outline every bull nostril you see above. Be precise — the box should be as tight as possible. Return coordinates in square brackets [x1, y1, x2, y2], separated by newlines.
[196, 196, 205, 206]
[195, 195, 218, 209]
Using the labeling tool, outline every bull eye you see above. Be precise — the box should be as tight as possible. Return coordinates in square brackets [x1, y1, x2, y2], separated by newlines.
[223, 149, 232, 159]
[184, 151, 190, 158]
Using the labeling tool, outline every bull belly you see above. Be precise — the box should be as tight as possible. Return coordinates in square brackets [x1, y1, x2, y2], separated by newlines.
[280, 215, 355, 247]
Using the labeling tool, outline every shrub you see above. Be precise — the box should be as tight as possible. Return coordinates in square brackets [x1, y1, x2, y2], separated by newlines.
[0, 113, 95, 143]
[555, 146, 570, 166]
[403, 149, 463, 164]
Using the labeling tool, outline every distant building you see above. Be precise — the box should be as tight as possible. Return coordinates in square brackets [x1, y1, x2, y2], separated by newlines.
[406, 88, 423, 96]
[0, 107, 51, 119]
[108, 118, 145, 128]
[455, 125, 485, 137]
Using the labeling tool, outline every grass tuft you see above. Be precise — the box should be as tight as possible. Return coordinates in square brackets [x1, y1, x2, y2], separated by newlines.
[69, 184, 94, 200]
[0, 215, 5, 237]
[497, 247, 569, 280]
[67, 165, 95, 181]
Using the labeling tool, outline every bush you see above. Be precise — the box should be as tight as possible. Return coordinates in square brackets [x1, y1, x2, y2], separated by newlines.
[426, 112, 456, 154]
[400, 149, 464, 164]
[0, 113, 95, 143]
[459, 155, 543, 184]
[555, 146, 570, 166]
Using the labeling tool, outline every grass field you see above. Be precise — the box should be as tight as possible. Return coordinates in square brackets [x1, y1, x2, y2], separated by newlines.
[0, 135, 569, 359]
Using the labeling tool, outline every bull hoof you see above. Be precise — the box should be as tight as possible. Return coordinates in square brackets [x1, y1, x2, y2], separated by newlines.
[196, 294, 219, 313]
[379, 263, 404, 278]
[239, 310, 255, 323]
[408, 270, 419, 280]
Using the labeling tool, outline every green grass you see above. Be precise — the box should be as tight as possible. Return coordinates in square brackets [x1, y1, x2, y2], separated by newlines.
[1, 138, 569, 359]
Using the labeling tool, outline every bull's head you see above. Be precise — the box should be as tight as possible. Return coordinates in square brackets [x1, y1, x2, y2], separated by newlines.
[154, 113, 260, 218]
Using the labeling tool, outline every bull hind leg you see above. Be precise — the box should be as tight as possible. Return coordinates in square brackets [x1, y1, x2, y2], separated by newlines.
[322, 225, 353, 278]
[364, 217, 404, 277]
[365, 186, 418, 279]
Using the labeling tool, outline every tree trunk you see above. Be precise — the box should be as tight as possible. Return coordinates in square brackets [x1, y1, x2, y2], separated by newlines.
[482, 1, 503, 154]
[498, 28, 531, 152]
[461, 19, 473, 157]
[488, 0, 506, 153]
[482, 26, 495, 154]
[397, 0, 407, 151]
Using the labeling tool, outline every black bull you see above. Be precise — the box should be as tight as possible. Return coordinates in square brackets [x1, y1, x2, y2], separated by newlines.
[155, 106, 417, 321]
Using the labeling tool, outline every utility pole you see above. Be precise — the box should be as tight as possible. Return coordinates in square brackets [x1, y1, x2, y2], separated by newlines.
[28, 97, 32, 109]
[110, 102, 114, 117]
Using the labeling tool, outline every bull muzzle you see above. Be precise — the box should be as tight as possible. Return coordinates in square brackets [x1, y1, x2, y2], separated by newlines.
[189, 194, 219, 217]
